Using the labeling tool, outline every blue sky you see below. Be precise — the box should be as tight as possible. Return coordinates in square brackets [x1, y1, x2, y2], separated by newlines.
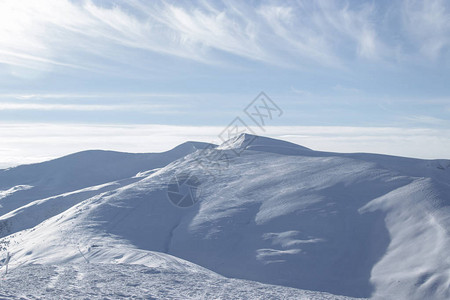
[0, 0, 449, 166]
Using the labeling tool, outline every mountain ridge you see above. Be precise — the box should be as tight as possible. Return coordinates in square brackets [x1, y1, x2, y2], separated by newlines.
[0, 135, 449, 299]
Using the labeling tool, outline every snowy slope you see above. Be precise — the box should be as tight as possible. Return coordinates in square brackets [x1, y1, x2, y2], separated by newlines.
[0, 142, 209, 220]
[0, 134, 449, 299]
[0, 263, 361, 300]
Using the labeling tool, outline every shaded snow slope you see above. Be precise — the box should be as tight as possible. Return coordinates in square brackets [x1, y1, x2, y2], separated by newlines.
[0, 134, 449, 299]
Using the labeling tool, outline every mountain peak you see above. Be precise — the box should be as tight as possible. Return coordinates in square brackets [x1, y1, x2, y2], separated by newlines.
[217, 133, 311, 155]
[218, 132, 256, 148]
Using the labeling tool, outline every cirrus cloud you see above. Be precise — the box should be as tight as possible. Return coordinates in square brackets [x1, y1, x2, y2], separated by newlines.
[0, 0, 449, 77]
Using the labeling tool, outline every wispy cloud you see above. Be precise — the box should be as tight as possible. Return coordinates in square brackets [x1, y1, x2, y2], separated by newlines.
[0, 102, 181, 112]
[401, 0, 450, 60]
[0, 0, 449, 77]
[0, 93, 191, 100]
[402, 115, 450, 126]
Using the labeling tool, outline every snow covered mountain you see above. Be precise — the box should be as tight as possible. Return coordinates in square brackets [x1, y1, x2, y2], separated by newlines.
[0, 134, 449, 299]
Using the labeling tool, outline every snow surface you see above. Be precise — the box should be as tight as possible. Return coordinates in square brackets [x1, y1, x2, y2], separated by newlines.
[0, 134, 449, 299]
[0, 263, 361, 299]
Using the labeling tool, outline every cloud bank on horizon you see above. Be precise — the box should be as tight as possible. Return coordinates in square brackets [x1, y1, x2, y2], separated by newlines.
[0, 0, 449, 165]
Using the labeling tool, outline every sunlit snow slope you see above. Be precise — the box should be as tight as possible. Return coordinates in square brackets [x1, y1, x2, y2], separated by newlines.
[1, 134, 449, 299]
